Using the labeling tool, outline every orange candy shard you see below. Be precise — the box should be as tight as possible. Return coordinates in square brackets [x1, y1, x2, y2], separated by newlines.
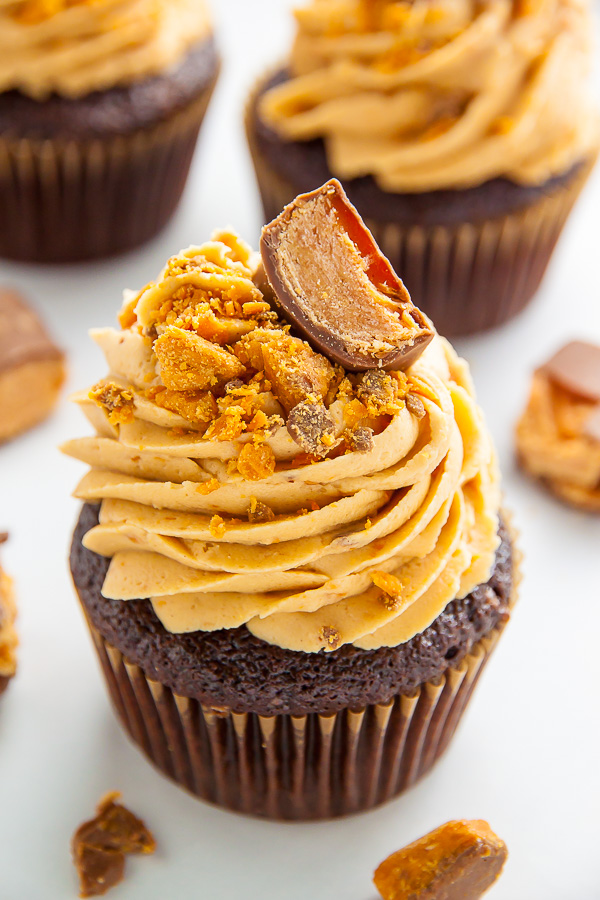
[374, 820, 508, 900]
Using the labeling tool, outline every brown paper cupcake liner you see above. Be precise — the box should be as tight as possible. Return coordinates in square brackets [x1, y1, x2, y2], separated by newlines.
[0, 78, 217, 264]
[83, 609, 510, 821]
[246, 87, 595, 337]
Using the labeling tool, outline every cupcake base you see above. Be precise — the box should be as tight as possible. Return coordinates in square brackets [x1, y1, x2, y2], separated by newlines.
[247, 70, 595, 337]
[87, 621, 504, 820]
[71, 505, 517, 820]
[0, 39, 219, 263]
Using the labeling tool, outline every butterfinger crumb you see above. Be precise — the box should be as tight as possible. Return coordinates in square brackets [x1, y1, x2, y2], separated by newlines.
[72, 792, 155, 898]
[374, 820, 507, 900]
[320, 625, 341, 651]
[89, 383, 134, 426]
[237, 442, 276, 480]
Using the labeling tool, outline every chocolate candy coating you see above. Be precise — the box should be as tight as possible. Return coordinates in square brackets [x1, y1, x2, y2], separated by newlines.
[260, 180, 434, 372]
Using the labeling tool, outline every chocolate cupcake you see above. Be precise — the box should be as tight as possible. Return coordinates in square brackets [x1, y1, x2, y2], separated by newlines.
[0, 0, 219, 263]
[64, 183, 518, 819]
[0, 534, 17, 696]
[247, 0, 599, 336]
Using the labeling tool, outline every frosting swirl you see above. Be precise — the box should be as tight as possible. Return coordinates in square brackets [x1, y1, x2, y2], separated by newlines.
[0, 0, 211, 99]
[260, 0, 599, 191]
[63, 233, 500, 653]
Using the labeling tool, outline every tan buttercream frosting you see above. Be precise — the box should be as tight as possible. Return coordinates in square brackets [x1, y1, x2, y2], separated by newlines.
[259, 0, 599, 191]
[63, 232, 501, 653]
[0, 0, 212, 99]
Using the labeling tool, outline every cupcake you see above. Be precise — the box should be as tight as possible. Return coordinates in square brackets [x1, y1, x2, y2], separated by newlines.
[0, 0, 219, 263]
[65, 181, 518, 820]
[516, 340, 600, 511]
[0, 534, 17, 696]
[247, 0, 599, 336]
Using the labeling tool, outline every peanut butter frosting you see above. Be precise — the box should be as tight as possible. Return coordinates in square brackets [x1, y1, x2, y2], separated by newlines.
[260, 0, 599, 191]
[63, 233, 501, 653]
[0, 0, 212, 99]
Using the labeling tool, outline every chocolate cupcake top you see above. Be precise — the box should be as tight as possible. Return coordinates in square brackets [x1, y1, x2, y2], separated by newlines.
[260, 0, 599, 191]
[0, 0, 212, 99]
[63, 196, 501, 653]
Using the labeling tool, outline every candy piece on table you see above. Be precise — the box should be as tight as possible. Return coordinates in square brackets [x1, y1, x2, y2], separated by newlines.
[374, 820, 508, 900]
[0, 288, 65, 443]
[0, 532, 17, 696]
[72, 792, 156, 897]
[541, 340, 600, 401]
[516, 339, 600, 512]
[259, 179, 434, 372]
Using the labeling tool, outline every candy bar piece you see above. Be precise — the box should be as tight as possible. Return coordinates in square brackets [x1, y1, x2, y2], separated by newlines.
[287, 398, 337, 456]
[0, 533, 17, 697]
[542, 340, 600, 401]
[584, 405, 600, 442]
[374, 820, 508, 900]
[260, 180, 434, 372]
[0, 288, 65, 443]
[72, 792, 156, 897]
[154, 326, 245, 392]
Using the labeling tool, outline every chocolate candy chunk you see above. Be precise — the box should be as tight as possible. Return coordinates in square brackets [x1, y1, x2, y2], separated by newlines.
[72, 792, 155, 898]
[0, 538, 17, 697]
[287, 398, 337, 456]
[0, 288, 65, 443]
[406, 393, 426, 419]
[349, 425, 375, 453]
[374, 820, 507, 900]
[542, 340, 600, 401]
[260, 180, 434, 372]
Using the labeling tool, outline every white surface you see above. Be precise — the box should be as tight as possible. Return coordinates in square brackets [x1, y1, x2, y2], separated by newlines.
[1, 2, 600, 897]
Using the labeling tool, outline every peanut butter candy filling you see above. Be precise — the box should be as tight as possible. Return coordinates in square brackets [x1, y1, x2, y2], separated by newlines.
[260, 179, 434, 371]
[374, 820, 508, 900]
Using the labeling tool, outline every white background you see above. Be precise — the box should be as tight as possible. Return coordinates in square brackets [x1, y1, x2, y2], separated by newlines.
[1, 2, 599, 897]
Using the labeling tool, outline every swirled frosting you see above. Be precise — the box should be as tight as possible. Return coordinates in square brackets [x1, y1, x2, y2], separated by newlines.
[63, 232, 501, 653]
[0, 0, 211, 99]
[260, 0, 599, 191]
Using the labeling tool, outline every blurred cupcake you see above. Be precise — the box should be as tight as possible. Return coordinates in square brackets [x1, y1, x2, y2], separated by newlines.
[247, 0, 599, 336]
[65, 183, 518, 820]
[0, 0, 219, 263]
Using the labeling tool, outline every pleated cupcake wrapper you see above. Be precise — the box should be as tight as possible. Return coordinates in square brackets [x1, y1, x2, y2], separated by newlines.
[0, 74, 217, 263]
[84, 615, 507, 821]
[245, 81, 596, 336]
